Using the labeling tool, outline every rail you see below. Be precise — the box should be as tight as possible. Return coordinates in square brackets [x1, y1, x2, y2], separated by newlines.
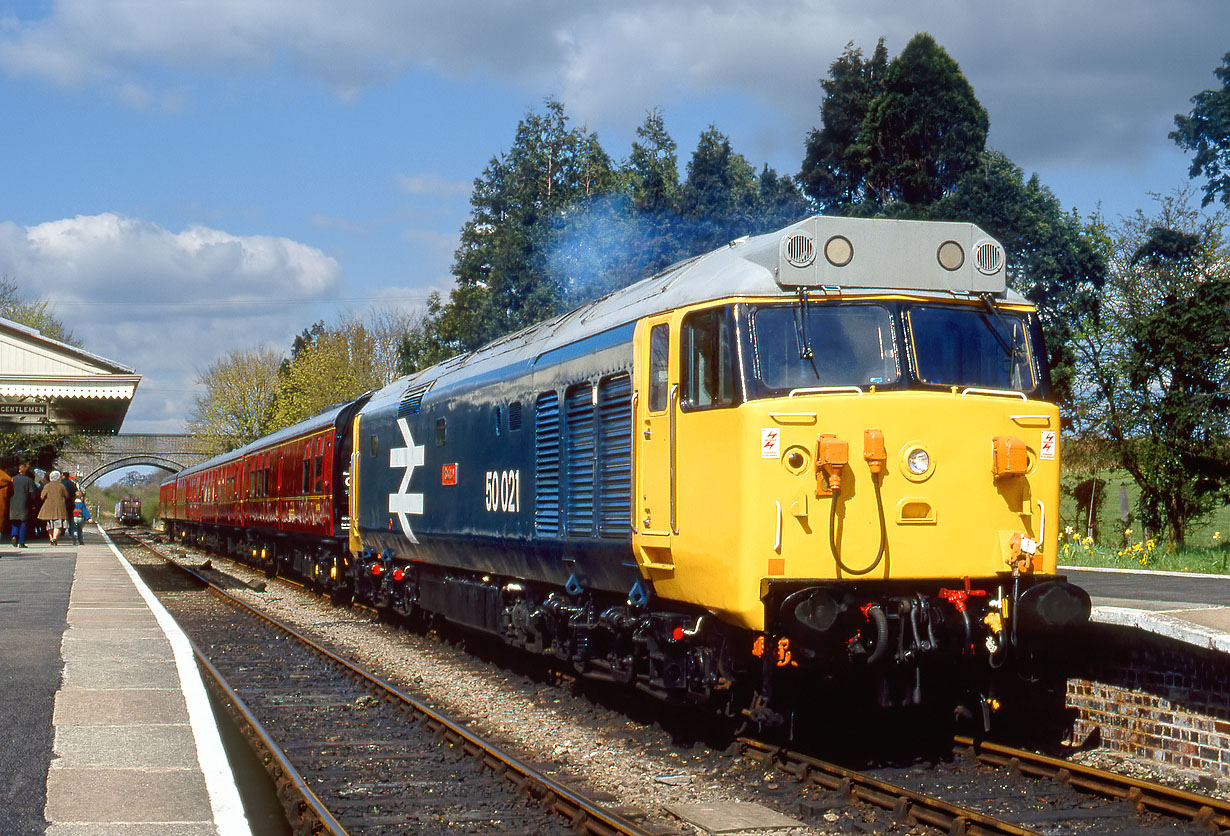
[132, 537, 659, 836]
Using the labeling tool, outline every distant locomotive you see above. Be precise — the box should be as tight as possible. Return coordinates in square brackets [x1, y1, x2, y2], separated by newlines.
[160, 215, 1090, 731]
[114, 497, 142, 526]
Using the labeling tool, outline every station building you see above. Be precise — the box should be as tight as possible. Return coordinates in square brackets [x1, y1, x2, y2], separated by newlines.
[0, 316, 140, 437]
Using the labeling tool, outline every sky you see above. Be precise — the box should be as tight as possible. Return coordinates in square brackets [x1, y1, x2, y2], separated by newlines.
[0, 0, 1226, 434]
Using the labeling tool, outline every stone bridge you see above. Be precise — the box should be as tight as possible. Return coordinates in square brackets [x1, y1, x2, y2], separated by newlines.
[61, 433, 211, 489]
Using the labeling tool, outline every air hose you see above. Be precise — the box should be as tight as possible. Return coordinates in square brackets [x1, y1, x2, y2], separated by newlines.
[828, 472, 888, 576]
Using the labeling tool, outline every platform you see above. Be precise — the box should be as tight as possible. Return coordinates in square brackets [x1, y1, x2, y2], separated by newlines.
[1062, 565, 1230, 654]
[0, 525, 250, 836]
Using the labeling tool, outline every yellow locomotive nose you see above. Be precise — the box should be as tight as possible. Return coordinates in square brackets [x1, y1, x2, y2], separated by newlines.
[762, 391, 1060, 587]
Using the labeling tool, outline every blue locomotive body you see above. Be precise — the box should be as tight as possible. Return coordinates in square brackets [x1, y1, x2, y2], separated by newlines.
[350, 320, 642, 609]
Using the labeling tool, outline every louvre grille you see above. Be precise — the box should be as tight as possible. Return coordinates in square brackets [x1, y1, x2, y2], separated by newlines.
[534, 392, 560, 536]
[597, 374, 632, 537]
[565, 384, 596, 536]
[397, 382, 431, 417]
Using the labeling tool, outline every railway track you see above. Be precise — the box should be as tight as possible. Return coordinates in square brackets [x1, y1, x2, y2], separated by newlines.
[119, 528, 1230, 835]
[115, 532, 657, 836]
[743, 735, 1230, 834]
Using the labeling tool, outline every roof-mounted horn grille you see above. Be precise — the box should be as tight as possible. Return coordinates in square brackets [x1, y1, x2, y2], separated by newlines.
[975, 241, 1005, 275]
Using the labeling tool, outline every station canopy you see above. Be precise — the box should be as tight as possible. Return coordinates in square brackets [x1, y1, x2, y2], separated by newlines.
[0, 317, 140, 434]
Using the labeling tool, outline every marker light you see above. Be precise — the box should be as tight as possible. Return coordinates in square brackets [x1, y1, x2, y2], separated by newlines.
[671, 625, 686, 642]
[370, 563, 385, 578]
[392, 568, 405, 582]
[907, 448, 930, 476]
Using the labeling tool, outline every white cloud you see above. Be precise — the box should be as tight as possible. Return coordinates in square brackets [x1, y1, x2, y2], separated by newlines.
[5, 0, 1221, 174]
[7, 213, 339, 303]
[0, 213, 343, 432]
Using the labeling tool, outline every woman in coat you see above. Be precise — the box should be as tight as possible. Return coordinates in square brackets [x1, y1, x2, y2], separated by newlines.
[38, 470, 69, 546]
[0, 468, 12, 541]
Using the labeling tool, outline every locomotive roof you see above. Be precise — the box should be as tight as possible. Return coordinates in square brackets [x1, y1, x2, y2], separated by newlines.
[376, 214, 1024, 405]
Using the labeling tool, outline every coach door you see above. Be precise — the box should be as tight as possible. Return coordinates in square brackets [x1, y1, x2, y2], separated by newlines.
[634, 315, 676, 569]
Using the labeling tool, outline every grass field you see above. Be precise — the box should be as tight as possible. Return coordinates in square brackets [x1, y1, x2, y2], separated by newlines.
[1058, 468, 1229, 574]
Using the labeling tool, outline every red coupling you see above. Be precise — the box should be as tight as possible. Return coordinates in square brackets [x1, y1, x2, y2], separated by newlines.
[938, 587, 986, 613]
[369, 563, 385, 578]
[391, 567, 405, 582]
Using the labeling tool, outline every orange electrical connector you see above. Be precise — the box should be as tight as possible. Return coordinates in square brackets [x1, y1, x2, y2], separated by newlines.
[864, 428, 886, 474]
[992, 435, 1028, 480]
[816, 433, 849, 495]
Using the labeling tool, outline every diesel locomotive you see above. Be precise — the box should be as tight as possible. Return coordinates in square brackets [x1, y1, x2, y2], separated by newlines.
[114, 496, 143, 526]
[161, 215, 1090, 730]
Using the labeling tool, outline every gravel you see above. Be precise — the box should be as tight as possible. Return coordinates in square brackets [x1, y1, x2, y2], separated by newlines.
[143, 538, 833, 836]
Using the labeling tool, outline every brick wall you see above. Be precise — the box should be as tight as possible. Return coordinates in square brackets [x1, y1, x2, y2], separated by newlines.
[1066, 624, 1230, 783]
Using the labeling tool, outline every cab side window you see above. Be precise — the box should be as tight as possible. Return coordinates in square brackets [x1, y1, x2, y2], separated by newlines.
[648, 324, 669, 412]
[681, 307, 736, 409]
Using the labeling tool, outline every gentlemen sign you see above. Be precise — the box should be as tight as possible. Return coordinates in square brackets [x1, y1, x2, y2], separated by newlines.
[0, 402, 48, 417]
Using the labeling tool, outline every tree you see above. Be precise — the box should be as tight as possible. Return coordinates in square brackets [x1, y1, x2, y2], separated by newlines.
[412, 101, 810, 373]
[800, 39, 888, 210]
[628, 108, 679, 214]
[1171, 50, 1230, 208]
[438, 99, 618, 355]
[1070, 189, 1230, 545]
[187, 347, 283, 454]
[859, 33, 988, 206]
[268, 316, 392, 429]
[679, 126, 757, 219]
[0, 275, 79, 346]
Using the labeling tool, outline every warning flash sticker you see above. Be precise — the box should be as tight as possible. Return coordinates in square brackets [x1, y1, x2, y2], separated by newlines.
[1039, 430, 1056, 461]
[761, 428, 780, 459]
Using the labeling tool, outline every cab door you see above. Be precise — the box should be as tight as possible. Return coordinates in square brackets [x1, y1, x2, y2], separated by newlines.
[634, 315, 676, 568]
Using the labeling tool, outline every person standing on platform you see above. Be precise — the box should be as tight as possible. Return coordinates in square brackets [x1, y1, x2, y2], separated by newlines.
[37, 470, 69, 546]
[72, 491, 90, 545]
[0, 467, 12, 546]
[9, 463, 38, 548]
[60, 472, 78, 546]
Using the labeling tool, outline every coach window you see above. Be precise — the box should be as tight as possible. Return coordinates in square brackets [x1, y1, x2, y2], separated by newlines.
[681, 307, 736, 409]
[648, 323, 669, 412]
[301, 442, 311, 494]
[314, 437, 324, 493]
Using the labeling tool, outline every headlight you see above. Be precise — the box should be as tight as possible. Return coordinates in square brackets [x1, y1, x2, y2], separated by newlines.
[907, 448, 930, 475]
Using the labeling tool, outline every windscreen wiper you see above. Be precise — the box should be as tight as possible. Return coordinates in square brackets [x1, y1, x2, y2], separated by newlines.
[979, 293, 1018, 358]
[794, 287, 814, 359]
